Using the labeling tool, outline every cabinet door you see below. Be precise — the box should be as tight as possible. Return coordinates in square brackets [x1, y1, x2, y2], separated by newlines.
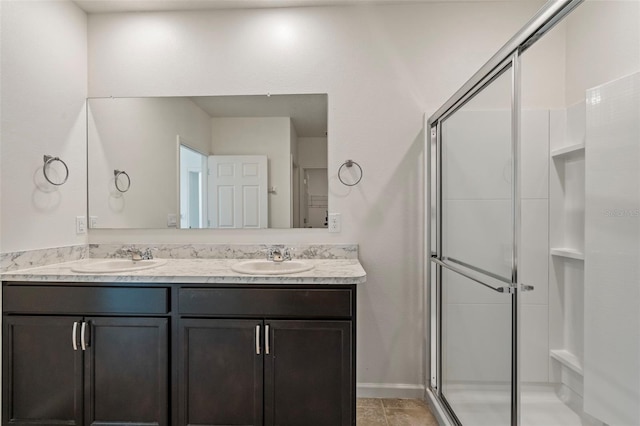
[2, 316, 83, 426]
[264, 320, 352, 426]
[84, 317, 168, 426]
[179, 319, 263, 426]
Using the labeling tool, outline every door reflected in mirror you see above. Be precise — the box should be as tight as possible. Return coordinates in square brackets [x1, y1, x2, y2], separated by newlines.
[87, 94, 328, 229]
[302, 168, 328, 228]
[179, 144, 207, 229]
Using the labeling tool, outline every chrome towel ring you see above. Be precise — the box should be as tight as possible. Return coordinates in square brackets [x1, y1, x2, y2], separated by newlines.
[43, 155, 69, 186]
[338, 159, 363, 187]
[114, 169, 131, 193]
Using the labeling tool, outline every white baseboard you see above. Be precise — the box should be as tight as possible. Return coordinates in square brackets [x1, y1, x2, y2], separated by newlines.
[356, 382, 425, 399]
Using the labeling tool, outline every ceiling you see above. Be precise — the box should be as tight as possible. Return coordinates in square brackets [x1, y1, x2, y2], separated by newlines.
[73, 0, 491, 14]
[191, 94, 328, 138]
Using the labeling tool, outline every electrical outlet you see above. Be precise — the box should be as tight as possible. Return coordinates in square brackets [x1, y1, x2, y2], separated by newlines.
[328, 213, 341, 233]
[89, 216, 98, 228]
[167, 214, 177, 228]
[76, 216, 87, 234]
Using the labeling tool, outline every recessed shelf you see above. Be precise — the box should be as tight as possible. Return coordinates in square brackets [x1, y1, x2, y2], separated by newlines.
[550, 248, 584, 260]
[551, 143, 585, 158]
[550, 349, 583, 375]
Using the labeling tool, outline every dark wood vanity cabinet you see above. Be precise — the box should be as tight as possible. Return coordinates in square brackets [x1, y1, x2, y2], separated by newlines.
[3, 315, 169, 426]
[179, 318, 264, 426]
[179, 319, 352, 426]
[84, 317, 168, 426]
[2, 285, 169, 426]
[3, 315, 84, 426]
[178, 286, 356, 426]
[2, 282, 356, 426]
[263, 320, 352, 426]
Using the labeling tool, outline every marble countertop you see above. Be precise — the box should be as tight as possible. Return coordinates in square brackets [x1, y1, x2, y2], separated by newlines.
[0, 258, 367, 285]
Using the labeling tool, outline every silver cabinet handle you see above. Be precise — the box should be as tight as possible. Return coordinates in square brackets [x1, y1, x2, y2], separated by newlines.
[81, 322, 87, 351]
[72, 322, 78, 351]
[256, 325, 260, 355]
[265, 324, 270, 355]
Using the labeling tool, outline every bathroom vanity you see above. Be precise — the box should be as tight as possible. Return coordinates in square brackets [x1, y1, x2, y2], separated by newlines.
[1, 258, 365, 426]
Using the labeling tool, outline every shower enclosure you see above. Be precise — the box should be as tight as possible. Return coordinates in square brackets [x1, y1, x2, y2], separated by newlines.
[426, 1, 640, 425]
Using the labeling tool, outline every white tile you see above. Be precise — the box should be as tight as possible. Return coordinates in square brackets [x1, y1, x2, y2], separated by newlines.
[584, 72, 640, 426]
[443, 303, 511, 383]
[548, 256, 566, 382]
[444, 264, 510, 305]
[563, 154, 585, 250]
[562, 259, 584, 359]
[566, 101, 585, 146]
[442, 110, 511, 201]
[520, 199, 549, 305]
[521, 110, 550, 199]
[549, 108, 567, 152]
[444, 199, 512, 281]
[521, 305, 549, 383]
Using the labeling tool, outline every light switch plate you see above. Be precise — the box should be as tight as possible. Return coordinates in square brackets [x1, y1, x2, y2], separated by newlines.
[328, 213, 341, 233]
[76, 216, 86, 234]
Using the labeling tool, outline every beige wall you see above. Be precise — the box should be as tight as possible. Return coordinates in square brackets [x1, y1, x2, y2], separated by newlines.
[0, 0, 88, 252]
[298, 137, 328, 169]
[87, 97, 211, 228]
[565, 0, 640, 105]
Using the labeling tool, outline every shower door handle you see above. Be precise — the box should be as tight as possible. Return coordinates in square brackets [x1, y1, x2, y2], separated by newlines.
[431, 257, 506, 294]
[498, 283, 535, 293]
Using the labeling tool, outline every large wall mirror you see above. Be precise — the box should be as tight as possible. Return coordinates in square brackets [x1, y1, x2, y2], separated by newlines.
[87, 94, 328, 229]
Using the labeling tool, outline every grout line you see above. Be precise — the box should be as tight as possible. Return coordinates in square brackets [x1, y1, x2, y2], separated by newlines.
[381, 399, 391, 426]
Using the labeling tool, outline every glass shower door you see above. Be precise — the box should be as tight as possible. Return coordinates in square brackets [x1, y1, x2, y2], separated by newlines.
[434, 59, 519, 426]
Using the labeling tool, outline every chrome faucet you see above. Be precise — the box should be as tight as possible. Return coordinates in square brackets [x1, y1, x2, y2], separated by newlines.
[267, 246, 292, 263]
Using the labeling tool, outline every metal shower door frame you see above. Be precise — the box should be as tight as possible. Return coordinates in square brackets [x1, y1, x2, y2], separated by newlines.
[424, 2, 585, 425]
[427, 53, 520, 426]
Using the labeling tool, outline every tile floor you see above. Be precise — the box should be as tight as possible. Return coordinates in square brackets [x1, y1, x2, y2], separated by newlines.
[356, 398, 438, 426]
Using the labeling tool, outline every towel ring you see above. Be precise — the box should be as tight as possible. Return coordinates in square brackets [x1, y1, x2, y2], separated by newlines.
[338, 160, 363, 187]
[43, 155, 69, 186]
[114, 169, 131, 193]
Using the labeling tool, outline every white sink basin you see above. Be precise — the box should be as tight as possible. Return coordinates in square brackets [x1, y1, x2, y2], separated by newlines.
[71, 259, 167, 273]
[231, 260, 314, 275]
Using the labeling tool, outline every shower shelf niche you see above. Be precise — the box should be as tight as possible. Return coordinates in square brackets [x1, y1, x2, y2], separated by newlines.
[550, 248, 584, 261]
[550, 349, 583, 375]
[549, 102, 586, 259]
[548, 101, 586, 402]
[551, 143, 585, 158]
